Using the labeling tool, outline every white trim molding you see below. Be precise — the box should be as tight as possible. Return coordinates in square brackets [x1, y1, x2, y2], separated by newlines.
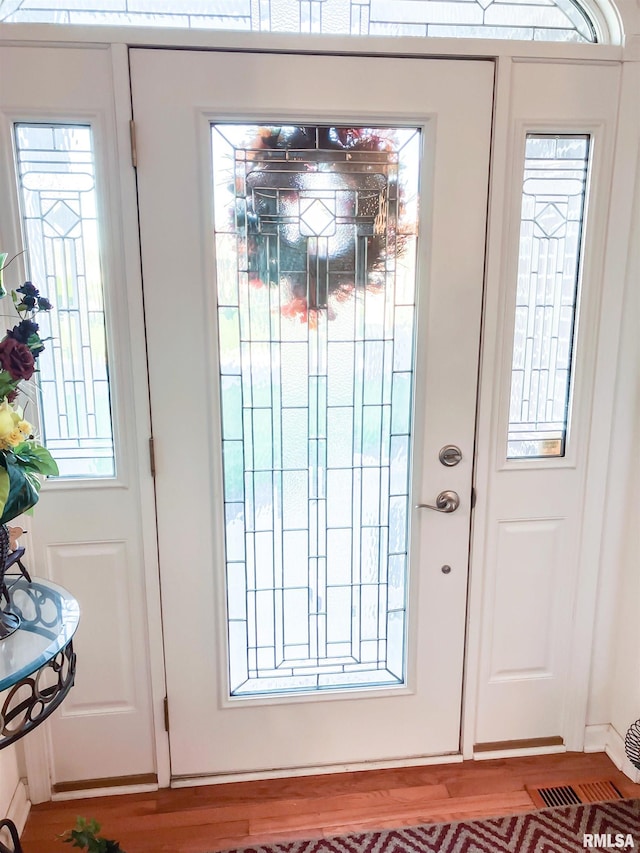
[473, 745, 567, 761]
[584, 724, 611, 753]
[599, 725, 640, 783]
[584, 724, 640, 784]
[22, 725, 52, 805]
[3, 779, 30, 838]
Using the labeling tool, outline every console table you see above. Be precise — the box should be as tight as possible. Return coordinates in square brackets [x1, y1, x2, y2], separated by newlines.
[0, 576, 79, 853]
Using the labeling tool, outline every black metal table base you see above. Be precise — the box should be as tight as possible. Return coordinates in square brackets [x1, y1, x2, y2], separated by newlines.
[1, 578, 79, 853]
[0, 640, 76, 749]
[0, 820, 23, 853]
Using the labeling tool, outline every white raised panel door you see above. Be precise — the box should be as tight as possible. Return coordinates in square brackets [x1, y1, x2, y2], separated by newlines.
[131, 49, 492, 778]
[0, 45, 158, 786]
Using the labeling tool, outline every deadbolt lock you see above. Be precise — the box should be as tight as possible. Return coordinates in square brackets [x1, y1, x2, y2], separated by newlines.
[439, 444, 463, 467]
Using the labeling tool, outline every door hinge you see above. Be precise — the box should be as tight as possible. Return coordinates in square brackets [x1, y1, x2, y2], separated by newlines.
[163, 696, 170, 732]
[471, 486, 477, 509]
[149, 436, 156, 478]
[129, 119, 138, 168]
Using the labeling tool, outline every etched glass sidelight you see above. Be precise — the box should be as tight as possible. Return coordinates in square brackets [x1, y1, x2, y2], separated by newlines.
[507, 134, 590, 459]
[212, 124, 420, 696]
[14, 124, 115, 478]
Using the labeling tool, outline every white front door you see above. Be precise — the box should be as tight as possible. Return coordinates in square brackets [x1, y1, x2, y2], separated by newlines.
[131, 48, 493, 779]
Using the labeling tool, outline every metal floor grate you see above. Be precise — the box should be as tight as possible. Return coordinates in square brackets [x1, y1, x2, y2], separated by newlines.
[527, 780, 624, 809]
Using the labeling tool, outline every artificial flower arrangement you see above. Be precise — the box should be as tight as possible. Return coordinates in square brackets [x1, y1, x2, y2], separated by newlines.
[0, 255, 58, 526]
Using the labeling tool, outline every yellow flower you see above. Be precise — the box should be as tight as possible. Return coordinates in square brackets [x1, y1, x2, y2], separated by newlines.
[6, 428, 24, 447]
[0, 404, 15, 441]
[0, 400, 31, 450]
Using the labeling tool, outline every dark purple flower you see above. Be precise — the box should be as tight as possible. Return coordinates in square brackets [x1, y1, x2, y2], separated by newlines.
[18, 295, 36, 310]
[7, 320, 39, 345]
[0, 338, 35, 380]
[16, 281, 39, 298]
[37, 297, 52, 311]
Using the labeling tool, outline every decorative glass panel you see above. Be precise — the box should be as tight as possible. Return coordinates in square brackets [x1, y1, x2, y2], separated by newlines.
[0, 0, 597, 42]
[14, 124, 115, 478]
[213, 124, 419, 696]
[507, 134, 590, 459]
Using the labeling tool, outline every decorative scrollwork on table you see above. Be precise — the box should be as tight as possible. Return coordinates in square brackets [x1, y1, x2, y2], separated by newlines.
[5, 577, 63, 636]
[625, 719, 640, 770]
[0, 640, 76, 748]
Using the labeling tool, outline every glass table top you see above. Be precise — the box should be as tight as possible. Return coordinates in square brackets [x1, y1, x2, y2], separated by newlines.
[0, 576, 80, 691]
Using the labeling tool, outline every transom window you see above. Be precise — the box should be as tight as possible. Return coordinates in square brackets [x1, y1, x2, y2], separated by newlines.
[0, 0, 598, 43]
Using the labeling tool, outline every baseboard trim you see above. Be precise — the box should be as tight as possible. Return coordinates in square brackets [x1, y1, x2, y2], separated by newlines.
[473, 744, 566, 761]
[52, 782, 160, 802]
[6, 779, 30, 835]
[23, 724, 53, 804]
[584, 724, 610, 753]
[605, 726, 640, 783]
[584, 723, 640, 782]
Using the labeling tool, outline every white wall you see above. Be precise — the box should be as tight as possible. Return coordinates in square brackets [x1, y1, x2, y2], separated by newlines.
[605, 143, 640, 766]
[586, 62, 640, 773]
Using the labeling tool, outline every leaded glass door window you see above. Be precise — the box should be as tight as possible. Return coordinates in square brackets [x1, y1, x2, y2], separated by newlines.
[132, 49, 492, 777]
[213, 124, 419, 696]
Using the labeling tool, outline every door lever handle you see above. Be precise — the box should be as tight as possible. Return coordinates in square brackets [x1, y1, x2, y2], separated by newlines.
[415, 490, 460, 513]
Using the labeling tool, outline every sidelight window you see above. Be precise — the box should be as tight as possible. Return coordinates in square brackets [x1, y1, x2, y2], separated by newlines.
[507, 134, 591, 460]
[13, 123, 115, 478]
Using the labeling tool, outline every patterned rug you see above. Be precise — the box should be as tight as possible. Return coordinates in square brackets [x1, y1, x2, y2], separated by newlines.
[222, 799, 640, 852]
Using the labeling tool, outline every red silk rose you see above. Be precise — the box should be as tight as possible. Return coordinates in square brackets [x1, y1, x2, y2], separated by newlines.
[0, 337, 35, 380]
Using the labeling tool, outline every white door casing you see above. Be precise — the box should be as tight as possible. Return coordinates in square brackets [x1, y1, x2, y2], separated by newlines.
[131, 49, 493, 778]
[468, 60, 623, 752]
[0, 32, 633, 796]
[0, 44, 162, 789]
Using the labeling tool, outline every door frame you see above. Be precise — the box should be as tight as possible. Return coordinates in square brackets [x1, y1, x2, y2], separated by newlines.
[0, 20, 635, 795]
[131, 48, 494, 777]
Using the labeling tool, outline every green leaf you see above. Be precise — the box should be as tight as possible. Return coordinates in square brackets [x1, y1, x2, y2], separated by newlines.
[0, 467, 9, 519]
[26, 332, 45, 352]
[57, 818, 126, 853]
[0, 253, 6, 299]
[0, 454, 40, 524]
[24, 469, 43, 494]
[0, 372, 18, 401]
[12, 442, 59, 476]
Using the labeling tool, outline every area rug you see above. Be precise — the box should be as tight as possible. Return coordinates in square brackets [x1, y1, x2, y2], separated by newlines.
[222, 798, 640, 852]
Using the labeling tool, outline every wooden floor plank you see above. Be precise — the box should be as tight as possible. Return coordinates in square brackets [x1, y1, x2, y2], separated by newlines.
[21, 753, 640, 853]
[248, 790, 536, 834]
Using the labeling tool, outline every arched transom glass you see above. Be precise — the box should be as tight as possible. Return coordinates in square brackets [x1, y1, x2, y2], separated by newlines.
[0, 0, 598, 43]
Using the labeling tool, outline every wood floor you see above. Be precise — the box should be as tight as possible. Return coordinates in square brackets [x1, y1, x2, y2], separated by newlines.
[21, 753, 640, 853]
